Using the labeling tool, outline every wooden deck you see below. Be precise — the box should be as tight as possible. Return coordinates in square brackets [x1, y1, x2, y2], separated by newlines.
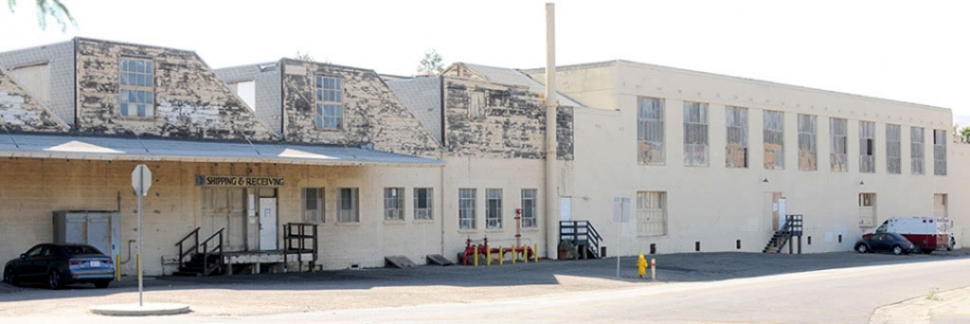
[221, 250, 315, 275]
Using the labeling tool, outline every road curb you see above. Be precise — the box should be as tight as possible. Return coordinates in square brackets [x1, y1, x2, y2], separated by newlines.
[89, 303, 191, 316]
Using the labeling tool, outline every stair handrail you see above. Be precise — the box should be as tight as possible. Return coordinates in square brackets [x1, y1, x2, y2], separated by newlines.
[175, 227, 200, 263]
[200, 228, 224, 275]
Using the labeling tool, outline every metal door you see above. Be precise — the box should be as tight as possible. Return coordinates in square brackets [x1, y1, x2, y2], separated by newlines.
[259, 198, 277, 251]
[559, 197, 572, 222]
[87, 214, 111, 255]
[770, 192, 783, 231]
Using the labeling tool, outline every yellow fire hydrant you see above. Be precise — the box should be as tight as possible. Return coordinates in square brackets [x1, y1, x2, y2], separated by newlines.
[637, 253, 648, 278]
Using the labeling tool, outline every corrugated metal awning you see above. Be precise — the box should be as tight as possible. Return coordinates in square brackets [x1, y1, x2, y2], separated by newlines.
[0, 134, 443, 166]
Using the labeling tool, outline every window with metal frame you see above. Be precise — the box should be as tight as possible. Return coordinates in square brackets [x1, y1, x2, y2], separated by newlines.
[119, 58, 154, 118]
[414, 188, 433, 220]
[725, 106, 748, 168]
[934, 129, 947, 176]
[636, 191, 666, 236]
[301, 187, 324, 223]
[886, 124, 902, 174]
[830, 118, 848, 172]
[763, 111, 784, 170]
[486, 189, 503, 229]
[911, 127, 925, 175]
[521, 189, 538, 228]
[683, 101, 709, 166]
[797, 114, 817, 171]
[459, 189, 477, 230]
[859, 121, 876, 173]
[315, 76, 343, 129]
[637, 97, 665, 165]
[384, 188, 404, 221]
[336, 188, 358, 223]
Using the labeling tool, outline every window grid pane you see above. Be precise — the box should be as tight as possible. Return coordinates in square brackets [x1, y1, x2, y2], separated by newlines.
[301, 187, 324, 223]
[486, 189, 503, 229]
[337, 188, 359, 223]
[521, 189, 538, 228]
[831, 118, 848, 172]
[118, 58, 155, 118]
[934, 129, 947, 176]
[763, 111, 784, 169]
[859, 121, 876, 173]
[886, 124, 902, 174]
[637, 97, 665, 164]
[683, 102, 709, 166]
[459, 189, 476, 230]
[911, 127, 925, 175]
[414, 188, 433, 220]
[316, 76, 344, 130]
[797, 115, 817, 171]
[725, 106, 748, 168]
[384, 188, 404, 221]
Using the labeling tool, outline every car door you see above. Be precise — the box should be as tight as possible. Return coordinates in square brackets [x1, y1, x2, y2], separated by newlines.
[19, 245, 45, 279]
[870, 234, 886, 251]
[34, 246, 58, 276]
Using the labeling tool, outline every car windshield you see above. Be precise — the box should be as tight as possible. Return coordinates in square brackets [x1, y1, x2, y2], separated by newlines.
[62, 246, 102, 255]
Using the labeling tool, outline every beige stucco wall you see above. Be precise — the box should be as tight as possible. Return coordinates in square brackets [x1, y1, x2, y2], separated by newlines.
[557, 61, 964, 256]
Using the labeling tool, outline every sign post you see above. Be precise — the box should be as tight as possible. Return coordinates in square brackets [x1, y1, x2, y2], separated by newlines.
[131, 164, 152, 307]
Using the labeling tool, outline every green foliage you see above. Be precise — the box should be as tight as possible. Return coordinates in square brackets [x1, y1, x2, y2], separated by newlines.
[417, 49, 444, 75]
[960, 126, 970, 143]
[7, 0, 76, 32]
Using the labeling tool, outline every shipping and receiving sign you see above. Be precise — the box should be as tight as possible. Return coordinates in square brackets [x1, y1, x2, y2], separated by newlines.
[195, 175, 284, 187]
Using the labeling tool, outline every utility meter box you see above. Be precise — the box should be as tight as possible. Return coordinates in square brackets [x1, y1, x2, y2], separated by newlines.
[52, 211, 121, 259]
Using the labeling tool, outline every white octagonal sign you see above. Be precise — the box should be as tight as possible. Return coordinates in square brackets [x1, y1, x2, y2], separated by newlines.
[132, 164, 152, 196]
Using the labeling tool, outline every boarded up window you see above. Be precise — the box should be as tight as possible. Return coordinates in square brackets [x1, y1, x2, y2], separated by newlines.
[9, 63, 50, 105]
[683, 101, 709, 166]
[763, 111, 784, 170]
[797, 114, 817, 171]
[636, 191, 666, 236]
[859, 193, 876, 228]
[469, 91, 486, 119]
[886, 124, 902, 174]
[911, 127, 925, 175]
[934, 129, 947, 176]
[859, 121, 876, 173]
[725, 106, 748, 168]
[830, 118, 848, 172]
[638, 97, 665, 164]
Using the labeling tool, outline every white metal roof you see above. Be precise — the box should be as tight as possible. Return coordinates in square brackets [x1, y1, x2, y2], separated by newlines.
[0, 134, 443, 166]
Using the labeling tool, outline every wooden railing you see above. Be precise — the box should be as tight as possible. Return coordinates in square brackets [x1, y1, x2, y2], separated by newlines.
[176, 227, 200, 264]
[200, 228, 224, 275]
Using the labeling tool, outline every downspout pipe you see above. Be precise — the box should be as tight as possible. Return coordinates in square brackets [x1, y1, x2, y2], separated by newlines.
[544, 3, 560, 260]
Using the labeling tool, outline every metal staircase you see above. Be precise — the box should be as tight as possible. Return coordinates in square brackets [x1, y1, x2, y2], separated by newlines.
[763, 215, 803, 254]
[559, 220, 602, 259]
[173, 227, 224, 276]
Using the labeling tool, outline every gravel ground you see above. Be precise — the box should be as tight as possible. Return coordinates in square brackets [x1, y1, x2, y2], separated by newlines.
[2, 250, 967, 319]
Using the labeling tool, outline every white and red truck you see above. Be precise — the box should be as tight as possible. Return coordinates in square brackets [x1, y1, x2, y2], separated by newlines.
[863, 216, 955, 253]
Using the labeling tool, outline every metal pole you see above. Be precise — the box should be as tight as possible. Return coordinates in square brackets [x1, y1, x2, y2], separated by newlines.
[137, 168, 144, 307]
[543, 2, 560, 260]
[616, 202, 621, 278]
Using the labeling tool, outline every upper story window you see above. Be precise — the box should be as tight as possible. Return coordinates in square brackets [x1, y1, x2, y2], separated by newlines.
[911, 127, 925, 175]
[933, 129, 947, 176]
[797, 114, 817, 171]
[763, 111, 784, 170]
[637, 97, 665, 165]
[683, 101, 709, 167]
[830, 118, 848, 172]
[886, 124, 902, 174]
[119, 58, 154, 118]
[859, 121, 876, 173]
[315, 76, 343, 129]
[725, 106, 748, 168]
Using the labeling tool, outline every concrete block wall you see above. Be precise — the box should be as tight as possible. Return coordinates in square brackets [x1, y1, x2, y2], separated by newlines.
[74, 38, 279, 141]
[442, 77, 574, 160]
[0, 40, 75, 124]
[0, 67, 69, 132]
[280, 59, 439, 158]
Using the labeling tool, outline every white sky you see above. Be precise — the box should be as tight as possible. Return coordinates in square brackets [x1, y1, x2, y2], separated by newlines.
[2, 0, 968, 121]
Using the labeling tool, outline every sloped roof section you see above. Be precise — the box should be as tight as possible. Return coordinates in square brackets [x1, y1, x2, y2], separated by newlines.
[386, 77, 442, 143]
[0, 67, 69, 133]
[452, 63, 586, 108]
[0, 134, 443, 166]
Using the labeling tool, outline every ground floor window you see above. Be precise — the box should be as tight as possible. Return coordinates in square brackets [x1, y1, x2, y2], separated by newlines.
[414, 188, 433, 220]
[301, 187, 324, 223]
[384, 187, 404, 221]
[521, 189, 538, 228]
[636, 191, 667, 236]
[459, 189, 477, 230]
[337, 188, 359, 223]
[486, 189, 503, 229]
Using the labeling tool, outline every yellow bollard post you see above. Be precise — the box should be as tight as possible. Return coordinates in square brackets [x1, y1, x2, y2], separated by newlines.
[136, 254, 141, 281]
[499, 246, 504, 265]
[115, 255, 121, 281]
[474, 246, 479, 267]
[534, 244, 539, 263]
[512, 247, 517, 264]
[524, 247, 528, 264]
[487, 247, 492, 266]
[651, 258, 656, 280]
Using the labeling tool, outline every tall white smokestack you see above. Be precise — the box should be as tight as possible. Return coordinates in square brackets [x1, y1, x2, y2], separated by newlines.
[544, 2, 560, 260]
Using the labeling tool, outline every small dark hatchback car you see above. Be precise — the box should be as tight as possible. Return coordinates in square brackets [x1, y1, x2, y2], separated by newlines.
[854, 233, 917, 255]
[3, 243, 115, 289]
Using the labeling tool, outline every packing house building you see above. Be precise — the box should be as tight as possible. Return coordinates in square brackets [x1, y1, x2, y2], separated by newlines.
[0, 39, 965, 276]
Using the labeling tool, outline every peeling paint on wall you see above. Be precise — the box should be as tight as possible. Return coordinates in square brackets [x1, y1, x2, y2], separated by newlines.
[0, 67, 68, 133]
[443, 77, 574, 160]
[280, 59, 439, 158]
[74, 38, 279, 141]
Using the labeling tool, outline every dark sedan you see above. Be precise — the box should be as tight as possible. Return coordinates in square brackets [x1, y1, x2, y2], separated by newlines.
[3, 243, 115, 289]
[855, 233, 916, 255]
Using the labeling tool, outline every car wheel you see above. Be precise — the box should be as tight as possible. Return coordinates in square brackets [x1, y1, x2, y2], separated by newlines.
[912, 243, 922, 254]
[856, 244, 868, 253]
[948, 239, 955, 251]
[3, 267, 17, 286]
[48, 270, 63, 290]
[94, 280, 110, 289]
[893, 245, 904, 256]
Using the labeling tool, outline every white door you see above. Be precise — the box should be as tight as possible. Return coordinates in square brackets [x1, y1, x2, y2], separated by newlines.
[259, 198, 278, 251]
[87, 214, 111, 255]
[559, 197, 572, 222]
[778, 198, 787, 230]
